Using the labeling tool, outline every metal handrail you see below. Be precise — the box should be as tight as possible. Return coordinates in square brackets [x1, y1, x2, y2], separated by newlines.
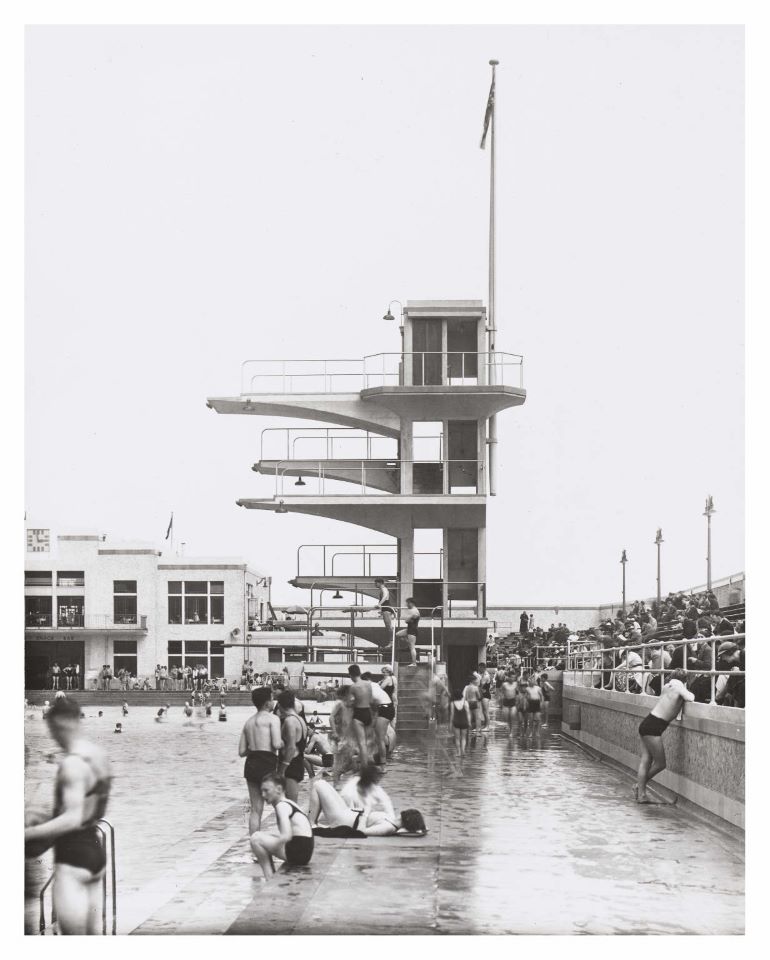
[241, 351, 524, 394]
[259, 426, 403, 462]
[26, 614, 147, 631]
[274, 458, 482, 496]
[566, 633, 745, 706]
[38, 818, 116, 935]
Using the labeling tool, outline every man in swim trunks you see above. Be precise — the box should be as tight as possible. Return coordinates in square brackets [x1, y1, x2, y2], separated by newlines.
[500, 673, 519, 738]
[362, 670, 393, 767]
[373, 578, 396, 643]
[250, 773, 314, 880]
[347, 664, 373, 767]
[462, 674, 482, 735]
[25, 696, 112, 935]
[239, 687, 282, 833]
[524, 676, 544, 733]
[277, 690, 308, 802]
[396, 597, 420, 667]
[478, 663, 493, 728]
[636, 668, 694, 803]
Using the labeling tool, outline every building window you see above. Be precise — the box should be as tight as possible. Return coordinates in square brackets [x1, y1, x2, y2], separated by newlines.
[268, 647, 283, 663]
[57, 596, 84, 627]
[26, 596, 52, 627]
[113, 580, 137, 625]
[25, 571, 52, 587]
[167, 581, 225, 625]
[166, 640, 226, 677]
[113, 640, 138, 676]
[57, 571, 85, 587]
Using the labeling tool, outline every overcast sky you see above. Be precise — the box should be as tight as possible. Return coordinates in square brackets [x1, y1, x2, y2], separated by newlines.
[25, 24, 743, 607]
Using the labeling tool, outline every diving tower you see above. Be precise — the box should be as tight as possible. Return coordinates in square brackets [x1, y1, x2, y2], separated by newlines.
[208, 299, 526, 689]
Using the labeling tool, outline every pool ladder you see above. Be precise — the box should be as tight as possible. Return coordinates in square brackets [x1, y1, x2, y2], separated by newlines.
[39, 819, 117, 935]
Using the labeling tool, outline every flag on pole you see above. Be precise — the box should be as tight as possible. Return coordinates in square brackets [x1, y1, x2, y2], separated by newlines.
[480, 74, 495, 149]
[165, 512, 174, 540]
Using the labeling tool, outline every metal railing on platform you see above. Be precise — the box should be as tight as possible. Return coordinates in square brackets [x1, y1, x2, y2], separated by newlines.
[260, 426, 400, 462]
[566, 634, 745, 706]
[39, 819, 116, 935]
[273, 458, 482, 496]
[241, 351, 524, 394]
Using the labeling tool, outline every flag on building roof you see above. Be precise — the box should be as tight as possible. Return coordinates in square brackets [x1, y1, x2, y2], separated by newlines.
[165, 512, 174, 540]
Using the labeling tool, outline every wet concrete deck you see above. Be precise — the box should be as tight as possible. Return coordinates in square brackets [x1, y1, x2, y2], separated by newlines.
[134, 726, 743, 935]
[26, 706, 744, 935]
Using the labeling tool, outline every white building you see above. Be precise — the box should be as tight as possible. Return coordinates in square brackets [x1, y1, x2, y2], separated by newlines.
[24, 527, 270, 688]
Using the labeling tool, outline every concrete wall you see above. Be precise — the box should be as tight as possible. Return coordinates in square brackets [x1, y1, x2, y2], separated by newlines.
[561, 674, 744, 828]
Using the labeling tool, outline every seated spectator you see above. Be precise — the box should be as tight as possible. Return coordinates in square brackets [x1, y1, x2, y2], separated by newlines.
[715, 617, 736, 636]
[715, 641, 743, 707]
[708, 592, 720, 612]
[620, 647, 644, 694]
[682, 618, 698, 640]
[646, 644, 672, 696]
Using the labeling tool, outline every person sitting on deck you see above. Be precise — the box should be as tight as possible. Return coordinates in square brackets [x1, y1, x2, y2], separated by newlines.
[249, 773, 314, 880]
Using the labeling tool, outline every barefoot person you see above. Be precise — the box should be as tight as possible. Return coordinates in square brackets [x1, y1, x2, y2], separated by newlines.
[329, 685, 356, 780]
[309, 778, 427, 836]
[373, 578, 396, 639]
[396, 597, 420, 667]
[277, 690, 308, 802]
[500, 673, 519, 738]
[362, 671, 393, 766]
[450, 688, 471, 758]
[524, 676, 544, 733]
[340, 764, 396, 823]
[636, 668, 695, 803]
[462, 674, 482, 736]
[347, 664, 373, 767]
[478, 664, 493, 728]
[239, 687, 282, 834]
[24, 697, 112, 935]
[249, 773, 314, 880]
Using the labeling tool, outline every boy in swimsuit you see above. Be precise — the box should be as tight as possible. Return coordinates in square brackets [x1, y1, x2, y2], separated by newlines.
[239, 687, 282, 833]
[347, 664, 373, 767]
[500, 674, 519, 738]
[462, 674, 482, 736]
[450, 688, 471, 757]
[25, 697, 112, 935]
[524, 677, 544, 733]
[478, 663, 493, 728]
[250, 773, 314, 880]
[636, 668, 694, 803]
[539, 673, 555, 726]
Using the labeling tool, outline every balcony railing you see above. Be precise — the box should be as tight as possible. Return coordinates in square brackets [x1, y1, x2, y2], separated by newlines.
[240, 351, 523, 394]
[260, 427, 402, 462]
[272, 458, 483, 496]
[25, 614, 148, 631]
[296, 544, 443, 580]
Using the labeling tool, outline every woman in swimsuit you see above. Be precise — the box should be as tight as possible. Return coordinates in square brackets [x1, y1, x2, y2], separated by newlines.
[500, 674, 519, 738]
[478, 664, 493, 728]
[374, 578, 395, 639]
[250, 773, 314, 880]
[339, 764, 396, 823]
[25, 697, 112, 934]
[450, 688, 471, 757]
[309, 778, 426, 837]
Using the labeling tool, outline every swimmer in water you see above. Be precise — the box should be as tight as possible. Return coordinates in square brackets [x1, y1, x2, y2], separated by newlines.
[24, 697, 112, 934]
[219, 701, 227, 722]
[114, 723, 122, 734]
[122, 702, 129, 717]
[42, 700, 51, 718]
[97, 711, 103, 719]
[155, 706, 167, 723]
[183, 701, 193, 718]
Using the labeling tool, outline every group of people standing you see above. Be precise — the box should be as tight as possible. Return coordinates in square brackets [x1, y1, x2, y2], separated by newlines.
[446, 663, 554, 756]
[48, 662, 81, 690]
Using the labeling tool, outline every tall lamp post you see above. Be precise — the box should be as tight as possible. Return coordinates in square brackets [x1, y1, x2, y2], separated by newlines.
[703, 496, 716, 591]
[654, 528, 663, 604]
[620, 550, 628, 615]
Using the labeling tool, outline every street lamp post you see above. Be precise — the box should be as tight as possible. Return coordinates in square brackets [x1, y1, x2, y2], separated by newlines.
[654, 529, 663, 604]
[620, 550, 627, 615]
[703, 496, 716, 591]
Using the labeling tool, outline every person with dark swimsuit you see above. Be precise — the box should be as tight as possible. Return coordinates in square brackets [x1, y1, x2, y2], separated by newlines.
[500, 675, 519, 738]
[539, 673, 555, 726]
[347, 663, 373, 766]
[478, 664, 492, 728]
[25, 697, 112, 935]
[636, 669, 694, 803]
[239, 687, 282, 833]
[250, 773, 314, 880]
[450, 688, 471, 757]
[309, 777, 427, 837]
[277, 690, 308, 802]
[524, 677, 544, 733]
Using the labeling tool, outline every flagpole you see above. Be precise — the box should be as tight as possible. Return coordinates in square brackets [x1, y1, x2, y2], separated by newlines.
[487, 59, 499, 497]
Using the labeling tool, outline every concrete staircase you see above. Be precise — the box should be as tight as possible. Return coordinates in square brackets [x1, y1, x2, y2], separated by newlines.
[395, 664, 432, 735]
